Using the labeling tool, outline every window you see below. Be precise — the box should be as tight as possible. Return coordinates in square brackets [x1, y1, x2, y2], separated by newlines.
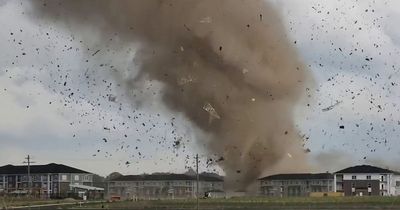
[32, 175, 40, 182]
[74, 175, 79, 181]
[83, 175, 90, 181]
[61, 175, 67, 181]
[396, 181, 400, 187]
[352, 175, 356, 180]
[367, 175, 371, 180]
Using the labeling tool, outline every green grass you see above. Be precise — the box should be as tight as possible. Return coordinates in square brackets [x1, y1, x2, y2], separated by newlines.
[0, 196, 76, 207]
[76, 196, 400, 209]
[4, 196, 400, 209]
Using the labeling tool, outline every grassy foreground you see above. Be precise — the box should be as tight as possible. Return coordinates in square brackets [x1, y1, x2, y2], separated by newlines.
[4, 197, 400, 209]
[76, 196, 400, 209]
[0, 197, 83, 208]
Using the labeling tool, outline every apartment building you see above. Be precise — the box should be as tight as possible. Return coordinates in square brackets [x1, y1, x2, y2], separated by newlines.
[0, 163, 102, 199]
[108, 173, 223, 200]
[334, 165, 400, 196]
[259, 173, 334, 197]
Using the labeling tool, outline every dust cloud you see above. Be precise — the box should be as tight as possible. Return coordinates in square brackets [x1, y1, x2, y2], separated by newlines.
[29, 0, 313, 191]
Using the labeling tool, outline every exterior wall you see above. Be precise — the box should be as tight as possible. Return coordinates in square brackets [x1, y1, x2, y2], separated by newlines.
[335, 173, 398, 196]
[391, 175, 400, 196]
[0, 173, 93, 198]
[199, 181, 224, 195]
[59, 173, 93, 184]
[108, 180, 223, 200]
[342, 180, 379, 196]
[259, 179, 334, 197]
[108, 180, 194, 199]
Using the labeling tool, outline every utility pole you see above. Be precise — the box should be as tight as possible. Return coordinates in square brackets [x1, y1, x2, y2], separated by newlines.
[196, 154, 199, 210]
[23, 155, 35, 198]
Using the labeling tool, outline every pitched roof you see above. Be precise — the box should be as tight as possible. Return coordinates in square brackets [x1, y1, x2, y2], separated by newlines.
[0, 163, 90, 174]
[335, 165, 399, 174]
[110, 173, 223, 182]
[258, 173, 333, 181]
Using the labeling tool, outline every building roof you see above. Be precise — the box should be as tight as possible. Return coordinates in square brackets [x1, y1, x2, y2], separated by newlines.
[0, 163, 90, 174]
[335, 165, 399, 174]
[110, 173, 223, 182]
[258, 173, 333, 181]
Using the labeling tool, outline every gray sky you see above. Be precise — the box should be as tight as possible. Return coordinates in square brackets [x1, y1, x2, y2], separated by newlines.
[0, 0, 400, 177]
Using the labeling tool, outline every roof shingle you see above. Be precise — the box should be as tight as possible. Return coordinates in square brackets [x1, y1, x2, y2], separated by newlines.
[335, 165, 399, 174]
[258, 173, 333, 181]
[0, 163, 90, 174]
[110, 174, 223, 182]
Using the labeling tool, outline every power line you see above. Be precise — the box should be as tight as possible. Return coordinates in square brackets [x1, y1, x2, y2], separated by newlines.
[196, 154, 199, 210]
[22, 155, 35, 198]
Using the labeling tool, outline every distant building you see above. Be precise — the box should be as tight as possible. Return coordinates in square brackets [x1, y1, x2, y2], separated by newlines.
[259, 173, 334, 197]
[108, 173, 223, 200]
[0, 163, 103, 199]
[334, 165, 400, 196]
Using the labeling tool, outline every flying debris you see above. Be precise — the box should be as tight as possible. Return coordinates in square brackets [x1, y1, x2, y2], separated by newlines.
[92, 49, 101, 56]
[322, 100, 342, 112]
[177, 75, 195, 86]
[199, 16, 212, 23]
[203, 102, 221, 123]
[108, 94, 116, 102]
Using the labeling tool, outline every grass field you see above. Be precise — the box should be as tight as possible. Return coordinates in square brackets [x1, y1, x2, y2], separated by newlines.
[4, 196, 400, 209]
[0, 197, 82, 209]
[72, 196, 400, 210]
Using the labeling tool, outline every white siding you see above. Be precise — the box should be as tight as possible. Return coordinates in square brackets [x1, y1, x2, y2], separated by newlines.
[343, 174, 381, 180]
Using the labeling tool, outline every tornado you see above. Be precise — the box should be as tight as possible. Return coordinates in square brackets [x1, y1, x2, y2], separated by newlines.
[29, 0, 313, 191]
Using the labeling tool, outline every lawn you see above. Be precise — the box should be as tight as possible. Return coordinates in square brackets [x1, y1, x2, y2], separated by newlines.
[4, 196, 400, 209]
[0, 196, 80, 208]
[73, 196, 400, 210]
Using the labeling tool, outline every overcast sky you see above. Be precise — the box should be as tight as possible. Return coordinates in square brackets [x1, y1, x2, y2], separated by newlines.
[0, 0, 400, 177]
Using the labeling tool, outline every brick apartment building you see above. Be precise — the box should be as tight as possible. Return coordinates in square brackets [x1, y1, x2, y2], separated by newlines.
[0, 163, 103, 199]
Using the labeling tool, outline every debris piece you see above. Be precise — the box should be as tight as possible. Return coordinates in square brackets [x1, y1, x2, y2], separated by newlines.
[92, 49, 101, 56]
[173, 138, 181, 148]
[177, 75, 195, 85]
[322, 100, 342, 112]
[108, 94, 116, 102]
[203, 102, 221, 123]
[199, 17, 212, 23]
[216, 156, 224, 162]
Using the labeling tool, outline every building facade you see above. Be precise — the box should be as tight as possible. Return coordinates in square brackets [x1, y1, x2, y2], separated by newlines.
[0, 163, 100, 199]
[108, 173, 223, 200]
[334, 165, 400, 196]
[259, 173, 334, 197]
